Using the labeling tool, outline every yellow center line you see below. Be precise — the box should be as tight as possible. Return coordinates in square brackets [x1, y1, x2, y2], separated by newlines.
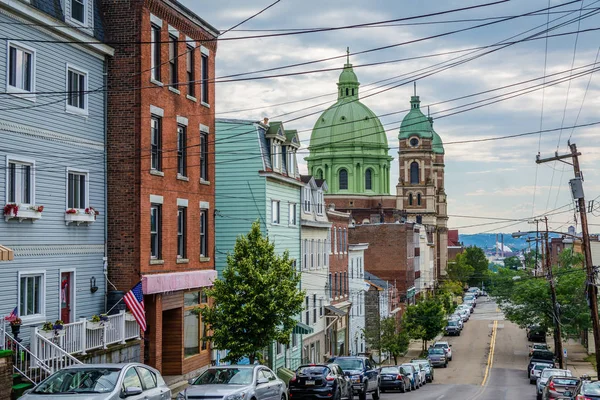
[481, 320, 498, 387]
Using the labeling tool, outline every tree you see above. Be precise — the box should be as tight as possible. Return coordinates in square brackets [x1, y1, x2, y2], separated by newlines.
[439, 280, 464, 297]
[464, 246, 490, 287]
[380, 317, 409, 365]
[503, 256, 521, 270]
[403, 299, 446, 351]
[199, 221, 305, 364]
[446, 253, 474, 286]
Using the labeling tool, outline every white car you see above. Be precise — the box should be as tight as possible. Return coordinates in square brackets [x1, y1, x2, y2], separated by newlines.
[529, 362, 553, 384]
[408, 362, 427, 387]
[457, 308, 470, 322]
[433, 341, 452, 361]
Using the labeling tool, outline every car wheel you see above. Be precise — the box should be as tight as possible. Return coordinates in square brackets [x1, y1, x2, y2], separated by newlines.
[347, 388, 353, 400]
[536, 392, 542, 400]
[372, 385, 380, 400]
[281, 395, 286, 400]
[359, 389, 367, 400]
[400, 382, 405, 393]
[530, 379, 535, 384]
[450, 356, 453, 361]
[333, 389, 341, 400]
[444, 363, 448, 368]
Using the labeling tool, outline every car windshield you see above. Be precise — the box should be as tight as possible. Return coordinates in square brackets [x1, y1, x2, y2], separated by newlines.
[541, 370, 571, 379]
[535, 365, 549, 371]
[194, 368, 254, 385]
[400, 364, 414, 371]
[335, 359, 364, 371]
[380, 367, 399, 374]
[297, 367, 328, 376]
[429, 348, 444, 355]
[583, 382, 600, 395]
[33, 368, 120, 394]
[434, 343, 448, 349]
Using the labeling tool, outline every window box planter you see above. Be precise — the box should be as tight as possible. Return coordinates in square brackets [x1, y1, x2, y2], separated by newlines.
[87, 321, 111, 330]
[39, 330, 65, 340]
[4, 204, 43, 222]
[124, 313, 137, 322]
[64, 212, 96, 226]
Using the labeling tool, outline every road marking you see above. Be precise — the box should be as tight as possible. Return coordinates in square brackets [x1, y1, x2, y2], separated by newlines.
[481, 320, 498, 387]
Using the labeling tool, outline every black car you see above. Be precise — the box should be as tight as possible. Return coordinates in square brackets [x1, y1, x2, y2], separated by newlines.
[527, 325, 548, 342]
[330, 357, 380, 400]
[527, 350, 555, 378]
[378, 366, 410, 393]
[288, 364, 353, 400]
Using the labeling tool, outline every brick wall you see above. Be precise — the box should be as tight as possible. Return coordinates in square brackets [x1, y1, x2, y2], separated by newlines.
[0, 350, 12, 400]
[327, 210, 350, 305]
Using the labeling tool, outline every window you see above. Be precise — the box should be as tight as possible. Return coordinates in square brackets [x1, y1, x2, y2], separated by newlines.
[187, 45, 195, 97]
[150, 204, 161, 259]
[310, 239, 314, 269]
[169, 34, 178, 86]
[150, 24, 161, 81]
[343, 228, 347, 253]
[184, 291, 208, 357]
[200, 130, 208, 181]
[67, 171, 87, 209]
[333, 228, 337, 254]
[303, 187, 311, 212]
[287, 149, 295, 176]
[271, 140, 281, 170]
[19, 273, 44, 318]
[408, 193, 413, 206]
[319, 298, 324, 317]
[316, 191, 324, 215]
[136, 368, 157, 390]
[276, 342, 284, 356]
[351, 259, 354, 279]
[200, 209, 207, 257]
[323, 239, 328, 266]
[317, 240, 321, 267]
[339, 168, 348, 190]
[201, 53, 209, 103]
[7, 159, 33, 204]
[150, 116, 161, 171]
[328, 273, 332, 298]
[271, 200, 280, 224]
[67, 67, 87, 112]
[334, 273, 338, 297]
[177, 207, 186, 258]
[417, 193, 422, 206]
[122, 368, 143, 391]
[289, 203, 297, 225]
[292, 333, 298, 348]
[303, 239, 307, 270]
[71, 0, 85, 23]
[337, 228, 342, 253]
[177, 125, 186, 176]
[313, 294, 317, 324]
[7, 43, 34, 93]
[410, 161, 419, 184]
[365, 169, 372, 190]
[305, 296, 310, 325]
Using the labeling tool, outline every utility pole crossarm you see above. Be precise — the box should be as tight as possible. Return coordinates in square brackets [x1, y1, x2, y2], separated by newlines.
[536, 152, 581, 164]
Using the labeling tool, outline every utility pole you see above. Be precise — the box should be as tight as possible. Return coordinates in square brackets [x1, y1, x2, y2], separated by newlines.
[545, 217, 563, 369]
[536, 142, 600, 370]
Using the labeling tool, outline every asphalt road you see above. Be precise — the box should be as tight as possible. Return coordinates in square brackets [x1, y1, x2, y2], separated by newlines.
[380, 298, 539, 399]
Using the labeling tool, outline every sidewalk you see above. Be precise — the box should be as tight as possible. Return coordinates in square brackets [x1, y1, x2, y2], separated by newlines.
[562, 338, 597, 378]
[380, 333, 444, 366]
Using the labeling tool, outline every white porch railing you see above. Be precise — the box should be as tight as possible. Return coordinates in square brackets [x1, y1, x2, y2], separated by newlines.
[0, 324, 54, 384]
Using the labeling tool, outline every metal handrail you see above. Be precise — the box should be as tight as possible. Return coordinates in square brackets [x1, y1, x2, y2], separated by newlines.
[34, 332, 83, 367]
[1, 326, 52, 384]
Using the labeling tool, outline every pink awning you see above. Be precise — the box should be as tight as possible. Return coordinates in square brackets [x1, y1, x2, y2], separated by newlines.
[142, 270, 217, 294]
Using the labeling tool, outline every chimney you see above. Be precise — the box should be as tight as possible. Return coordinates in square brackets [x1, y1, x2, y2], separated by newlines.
[263, 117, 269, 125]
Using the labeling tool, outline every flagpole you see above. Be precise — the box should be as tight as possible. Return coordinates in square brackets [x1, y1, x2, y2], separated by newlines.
[106, 296, 124, 315]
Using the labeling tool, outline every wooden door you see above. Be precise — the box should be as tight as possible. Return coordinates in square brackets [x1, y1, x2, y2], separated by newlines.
[60, 272, 72, 323]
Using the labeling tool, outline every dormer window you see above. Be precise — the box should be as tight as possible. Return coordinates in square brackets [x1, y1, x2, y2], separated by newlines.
[303, 187, 311, 213]
[72, 0, 85, 23]
[271, 140, 281, 170]
[287, 148, 296, 176]
[317, 191, 324, 215]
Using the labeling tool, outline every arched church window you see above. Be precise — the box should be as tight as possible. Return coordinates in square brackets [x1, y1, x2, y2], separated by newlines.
[410, 161, 419, 184]
[408, 193, 413, 206]
[417, 193, 422, 205]
[316, 169, 323, 179]
[365, 169, 372, 190]
[345, 88, 349, 96]
[339, 169, 348, 190]
[352, 88, 355, 96]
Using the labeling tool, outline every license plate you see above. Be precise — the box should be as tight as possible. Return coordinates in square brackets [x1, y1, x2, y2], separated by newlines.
[382, 377, 393, 380]
[305, 381, 315, 386]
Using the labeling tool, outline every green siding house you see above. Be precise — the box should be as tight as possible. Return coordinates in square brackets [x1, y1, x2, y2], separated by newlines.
[215, 118, 310, 372]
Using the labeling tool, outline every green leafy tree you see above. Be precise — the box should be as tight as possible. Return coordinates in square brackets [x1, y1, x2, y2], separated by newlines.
[436, 291, 456, 316]
[464, 246, 490, 287]
[524, 250, 540, 271]
[199, 221, 305, 364]
[503, 256, 521, 270]
[557, 247, 584, 268]
[446, 253, 474, 286]
[403, 299, 446, 351]
[380, 317, 409, 364]
[439, 280, 464, 297]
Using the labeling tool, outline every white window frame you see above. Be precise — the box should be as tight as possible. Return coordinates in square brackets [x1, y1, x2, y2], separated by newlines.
[310, 239, 314, 269]
[287, 148, 295, 176]
[65, 168, 89, 211]
[65, 63, 89, 116]
[288, 203, 297, 226]
[271, 200, 280, 225]
[6, 155, 35, 206]
[316, 190, 324, 215]
[150, 203, 161, 260]
[303, 187, 311, 213]
[68, 0, 88, 26]
[271, 140, 281, 171]
[18, 270, 46, 324]
[6, 41, 36, 101]
[303, 239, 308, 270]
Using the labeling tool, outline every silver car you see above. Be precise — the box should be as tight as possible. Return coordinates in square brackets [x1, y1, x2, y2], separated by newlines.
[536, 368, 572, 399]
[22, 363, 170, 399]
[178, 365, 287, 400]
[408, 362, 426, 387]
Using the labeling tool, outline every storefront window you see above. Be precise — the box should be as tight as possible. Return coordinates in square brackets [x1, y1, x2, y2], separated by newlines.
[184, 290, 209, 357]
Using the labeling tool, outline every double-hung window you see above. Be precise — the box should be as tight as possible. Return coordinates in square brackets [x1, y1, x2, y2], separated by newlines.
[200, 209, 207, 257]
[288, 203, 296, 226]
[201, 53, 209, 104]
[67, 170, 88, 210]
[271, 141, 281, 170]
[7, 43, 34, 95]
[19, 273, 44, 319]
[305, 296, 310, 325]
[186, 45, 195, 97]
[177, 207, 186, 259]
[177, 125, 186, 177]
[312, 294, 317, 324]
[303, 187, 311, 212]
[287, 149, 295, 176]
[150, 24, 161, 82]
[200, 130, 208, 181]
[169, 34, 178, 86]
[66, 66, 87, 113]
[150, 116, 161, 171]
[71, 0, 85, 24]
[7, 159, 33, 205]
[271, 200, 280, 224]
[150, 204, 161, 259]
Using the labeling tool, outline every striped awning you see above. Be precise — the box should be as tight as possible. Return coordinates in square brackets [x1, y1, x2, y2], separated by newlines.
[0, 245, 14, 261]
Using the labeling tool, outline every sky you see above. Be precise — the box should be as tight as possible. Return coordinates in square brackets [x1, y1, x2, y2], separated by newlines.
[182, 0, 600, 234]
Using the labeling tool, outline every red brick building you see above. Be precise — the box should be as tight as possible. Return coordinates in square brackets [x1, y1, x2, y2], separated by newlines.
[101, 0, 218, 377]
[447, 229, 464, 261]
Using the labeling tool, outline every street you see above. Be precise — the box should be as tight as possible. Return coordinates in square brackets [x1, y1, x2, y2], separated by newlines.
[384, 299, 537, 399]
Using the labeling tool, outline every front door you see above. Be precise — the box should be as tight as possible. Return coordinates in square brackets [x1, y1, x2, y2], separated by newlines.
[60, 272, 72, 323]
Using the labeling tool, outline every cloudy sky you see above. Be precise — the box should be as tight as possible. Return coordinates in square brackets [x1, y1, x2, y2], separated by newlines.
[183, 0, 600, 234]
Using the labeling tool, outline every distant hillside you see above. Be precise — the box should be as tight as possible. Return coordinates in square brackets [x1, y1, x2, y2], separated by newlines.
[459, 233, 528, 251]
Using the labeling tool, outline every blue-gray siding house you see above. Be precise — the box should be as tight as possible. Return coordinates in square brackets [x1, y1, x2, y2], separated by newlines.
[0, 0, 113, 339]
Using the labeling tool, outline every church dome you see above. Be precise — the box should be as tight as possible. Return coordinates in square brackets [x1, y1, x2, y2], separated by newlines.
[432, 129, 444, 154]
[399, 95, 433, 140]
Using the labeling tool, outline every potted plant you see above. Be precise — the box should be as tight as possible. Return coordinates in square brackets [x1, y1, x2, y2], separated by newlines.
[3, 203, 19, 217]
[39, 322, 58, 339]
[10, 317, 22, 337]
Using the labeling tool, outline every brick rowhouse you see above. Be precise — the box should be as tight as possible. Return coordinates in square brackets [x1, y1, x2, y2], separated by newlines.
[101, 0, 218, 377]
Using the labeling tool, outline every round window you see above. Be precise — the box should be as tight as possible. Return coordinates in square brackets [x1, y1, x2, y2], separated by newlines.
[410, 138, 419, 147]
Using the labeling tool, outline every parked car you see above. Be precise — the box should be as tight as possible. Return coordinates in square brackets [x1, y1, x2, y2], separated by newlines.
[445, 319, 462, 336]
[427, 347, 447, 368]
[463, 298, 475, 312]
[568, 379, 600, 399]
[527, 325, 548, 342]
[378, 366, 410, 393]
[408, 362, 427, 387]
[411, 359, 434, 382]
[288, 364, 352, 400]
[457, 308, 470, 322]
[530, 343, 551, 357]
[464, 295, 477, 308]
[177, 365, 286, 400]
[528, 350, 556, 378]
[331, 356, 380, 400]
[22, 363, 171, 399]
[399, 364, 419, 391]
[536, 369, 572, 400]
[467, 287, 480, 297]
[541, 375, 580, 399]
[433, 341, 453, 361]
[530, 362, 554, 384]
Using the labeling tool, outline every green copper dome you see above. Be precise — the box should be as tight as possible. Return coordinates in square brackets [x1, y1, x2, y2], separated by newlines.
[399, 96, 433, 139]
[432, 129, 444, 154]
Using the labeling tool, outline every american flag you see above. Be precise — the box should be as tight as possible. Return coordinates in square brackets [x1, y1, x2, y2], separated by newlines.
[124, 282, 146, 332]
[4, 307, 17, 322]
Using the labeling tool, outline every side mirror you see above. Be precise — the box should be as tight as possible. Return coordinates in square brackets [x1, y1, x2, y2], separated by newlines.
[123, 387, 143, 397]
[449, 345, 452, 347]
[188, 378, 196, 385]
[257, 377, 269, 385]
